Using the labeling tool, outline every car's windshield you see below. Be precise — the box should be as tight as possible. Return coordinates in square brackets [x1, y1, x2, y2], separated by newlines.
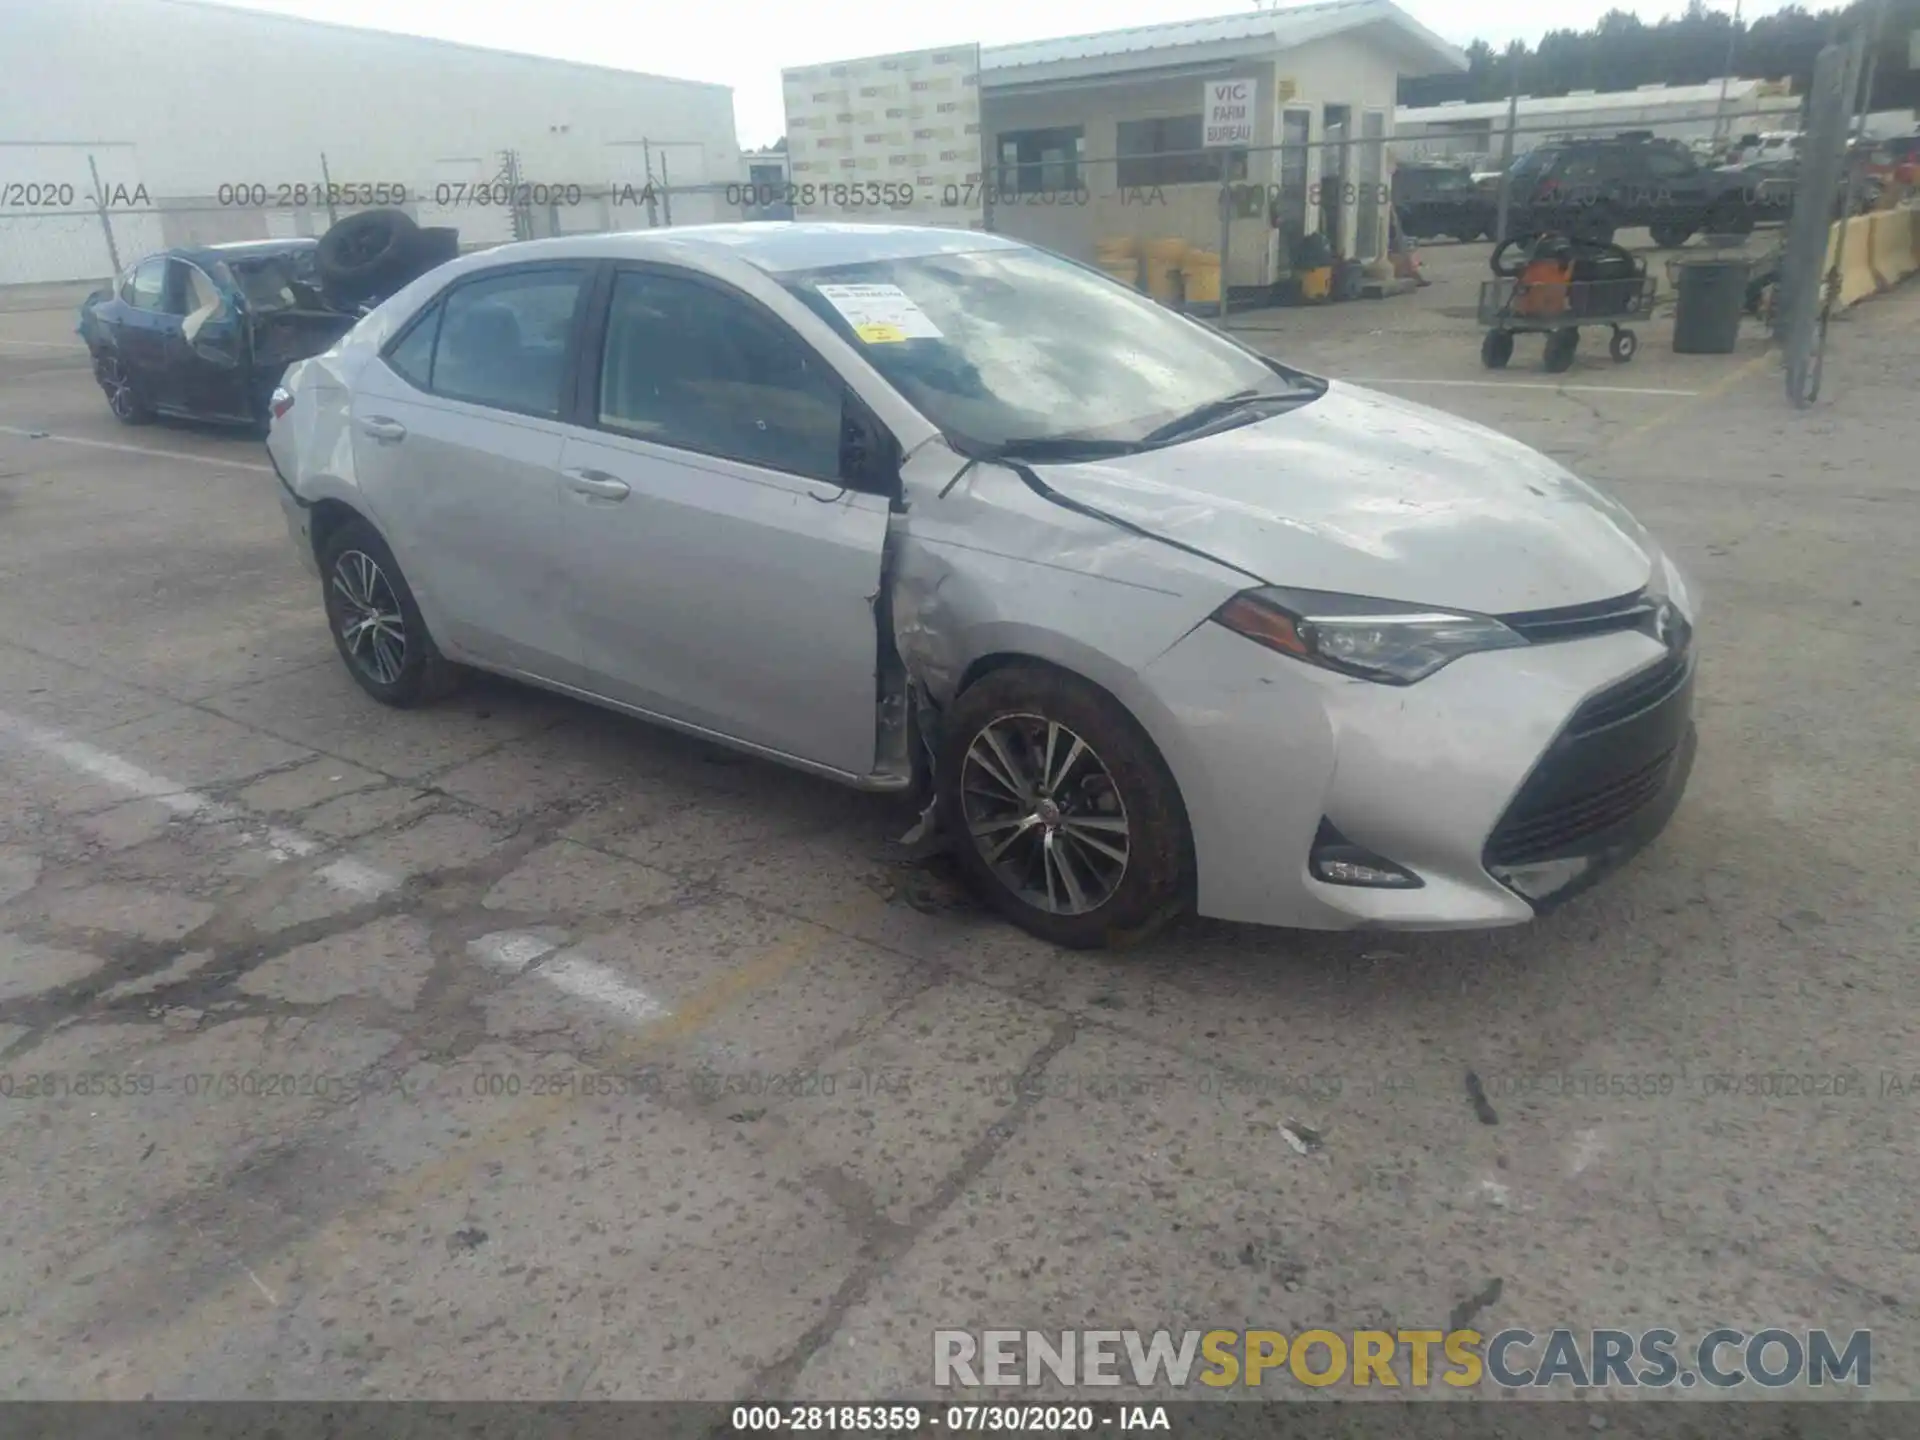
[777, 245, 1315, 452]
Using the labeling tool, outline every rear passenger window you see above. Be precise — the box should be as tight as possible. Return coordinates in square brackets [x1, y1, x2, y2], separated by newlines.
[426, 269, 585, 418]
[386, 303, 439, 389]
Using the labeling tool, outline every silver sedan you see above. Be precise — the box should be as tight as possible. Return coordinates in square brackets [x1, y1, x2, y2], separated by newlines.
[267, 222, 1697, 948]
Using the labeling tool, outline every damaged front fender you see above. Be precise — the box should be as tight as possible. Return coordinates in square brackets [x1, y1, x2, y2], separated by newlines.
[887, 439, 1250, 717]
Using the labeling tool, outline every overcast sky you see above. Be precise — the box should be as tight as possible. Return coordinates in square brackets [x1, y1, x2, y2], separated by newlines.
[225, 0, 1777, 147]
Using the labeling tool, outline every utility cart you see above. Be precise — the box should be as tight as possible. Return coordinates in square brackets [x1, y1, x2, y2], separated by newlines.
[1478, 234, 1659, 373]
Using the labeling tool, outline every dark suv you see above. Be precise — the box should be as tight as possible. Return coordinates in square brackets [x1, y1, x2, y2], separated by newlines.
[1503, 134, 1757, 247]
[1393, 163, 1496, 242]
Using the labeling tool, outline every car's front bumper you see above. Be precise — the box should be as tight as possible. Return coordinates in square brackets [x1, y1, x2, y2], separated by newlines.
[1136, 615, 1697, 931]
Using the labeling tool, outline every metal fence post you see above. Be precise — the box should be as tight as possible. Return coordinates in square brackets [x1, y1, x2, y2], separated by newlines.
[1218, 148, 1232, 330]
[319, 152, 339, 228]
[86, 153, 122, 276]
[642, 140, 660, 228]
[660, 152, 674, 227]
[1778, 41, 1858, 406]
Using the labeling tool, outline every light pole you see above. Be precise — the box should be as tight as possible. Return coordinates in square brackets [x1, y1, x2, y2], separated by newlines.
[1493, 41, 1522, 245]
[1712, 0, 1744, 149]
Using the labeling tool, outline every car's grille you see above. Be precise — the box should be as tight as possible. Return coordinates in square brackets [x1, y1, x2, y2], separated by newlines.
[1567, 647, 1692, 737]
[1487, 745, 1682, 866]
[1484, 645, 1696, 872]
[1498, 587, 1656, 644]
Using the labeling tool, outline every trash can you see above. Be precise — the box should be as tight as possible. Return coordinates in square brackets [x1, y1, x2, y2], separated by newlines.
[1671, 257, 1750, 354]
[1180, 250, 1221, 309]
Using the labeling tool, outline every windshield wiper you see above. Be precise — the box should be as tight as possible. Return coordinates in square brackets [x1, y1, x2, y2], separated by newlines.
[958, 436, 1152, 464]
[1139, 387, 1306, 445]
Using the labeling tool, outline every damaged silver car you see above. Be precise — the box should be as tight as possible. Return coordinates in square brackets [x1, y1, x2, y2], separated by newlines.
[267, 223, 1698, 948]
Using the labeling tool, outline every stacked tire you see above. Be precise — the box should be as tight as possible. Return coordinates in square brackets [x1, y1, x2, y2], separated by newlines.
[315, 210, 460, 310]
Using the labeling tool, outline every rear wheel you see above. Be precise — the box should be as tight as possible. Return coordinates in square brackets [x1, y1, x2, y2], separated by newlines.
[94, 351, 154, 424]
[939, 664, 1190, 949]
[1481, 329, 1515, 369]
[1543, 328, 1580, 373]
[1609, 327, 1639, 363]
[319, 518, 462, 707]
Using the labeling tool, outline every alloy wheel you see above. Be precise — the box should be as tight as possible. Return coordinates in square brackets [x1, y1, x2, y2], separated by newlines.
[99, 356, 136, 420]
[959, 714, 1131, 916]
[331, 549, 407, 686]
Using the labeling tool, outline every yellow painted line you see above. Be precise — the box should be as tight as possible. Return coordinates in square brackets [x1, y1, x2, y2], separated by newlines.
[1588, 348, 1777, 459]
[95, 891, 883, 1398]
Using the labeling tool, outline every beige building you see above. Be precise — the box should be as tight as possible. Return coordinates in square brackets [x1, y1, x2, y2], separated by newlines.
[977, 0, 1467, 290]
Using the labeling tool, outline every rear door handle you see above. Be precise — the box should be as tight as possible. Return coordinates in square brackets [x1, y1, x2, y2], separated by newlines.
[358, 416, 407, 443]
[563, 467, 630, 501]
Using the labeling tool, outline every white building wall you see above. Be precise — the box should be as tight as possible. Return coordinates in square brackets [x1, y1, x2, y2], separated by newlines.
[0, 0, 741, 282]
[0, 143, 167, 286]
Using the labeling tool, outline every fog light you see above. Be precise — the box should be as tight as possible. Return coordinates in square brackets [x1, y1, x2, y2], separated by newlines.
[1309, 819, 1423, 888]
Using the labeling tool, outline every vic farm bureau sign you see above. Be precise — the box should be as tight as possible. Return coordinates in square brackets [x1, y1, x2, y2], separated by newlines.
[1204, 78, 1256, 147]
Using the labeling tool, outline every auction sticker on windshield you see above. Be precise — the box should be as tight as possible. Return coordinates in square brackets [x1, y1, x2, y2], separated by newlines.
[815, 283, 944, 344]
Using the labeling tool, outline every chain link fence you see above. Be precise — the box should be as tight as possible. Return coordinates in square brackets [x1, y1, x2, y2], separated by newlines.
[0, 145, 743, 290]
[8, 103, 1911, 390]
[969, 105, 1860, 323]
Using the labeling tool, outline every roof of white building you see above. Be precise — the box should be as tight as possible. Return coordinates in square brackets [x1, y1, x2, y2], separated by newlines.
[980, 0, 1468, 86]
[1397, 79, 1796, 124]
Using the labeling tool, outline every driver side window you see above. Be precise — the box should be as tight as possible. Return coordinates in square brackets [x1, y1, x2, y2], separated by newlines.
[596, 269, 850, 486]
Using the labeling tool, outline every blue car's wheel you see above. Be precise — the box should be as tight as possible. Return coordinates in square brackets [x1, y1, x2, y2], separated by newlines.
[94, 351, 154, 424]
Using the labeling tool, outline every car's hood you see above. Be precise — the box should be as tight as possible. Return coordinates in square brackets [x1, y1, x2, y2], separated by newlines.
[1031, 381, 1659, 614]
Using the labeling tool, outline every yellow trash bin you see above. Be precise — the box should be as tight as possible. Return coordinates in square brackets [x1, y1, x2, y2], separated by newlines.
[1094, 237, 1140, 290]
[1181, 250, 1221, 307]
[1299, 266, 1334, 303]
[1144, 238, 1189, 304]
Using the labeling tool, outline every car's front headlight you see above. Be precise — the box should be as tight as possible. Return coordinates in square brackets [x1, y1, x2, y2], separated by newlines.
[1212, 586, 1528, 685]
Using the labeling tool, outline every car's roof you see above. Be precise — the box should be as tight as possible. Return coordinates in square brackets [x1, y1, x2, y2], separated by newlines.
[459, 222, 1026, 276]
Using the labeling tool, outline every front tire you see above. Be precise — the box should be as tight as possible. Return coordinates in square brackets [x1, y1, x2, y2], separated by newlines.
[939, 664, 1190, 949]
[319, 518, 461, 707]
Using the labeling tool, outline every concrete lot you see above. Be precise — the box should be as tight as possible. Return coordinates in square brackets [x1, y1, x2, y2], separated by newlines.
[0, 261, 1915, 1411]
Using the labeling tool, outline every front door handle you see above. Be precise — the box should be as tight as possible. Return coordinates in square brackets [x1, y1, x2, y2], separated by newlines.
[564, 467, 630, 501]
[358, 416, 407, 444]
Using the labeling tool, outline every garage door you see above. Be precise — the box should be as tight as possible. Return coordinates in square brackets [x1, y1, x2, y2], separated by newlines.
[0, 143, 167, 285]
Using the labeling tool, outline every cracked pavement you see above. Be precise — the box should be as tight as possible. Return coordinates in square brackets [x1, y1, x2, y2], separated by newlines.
[0, 267, 1915, 1406]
